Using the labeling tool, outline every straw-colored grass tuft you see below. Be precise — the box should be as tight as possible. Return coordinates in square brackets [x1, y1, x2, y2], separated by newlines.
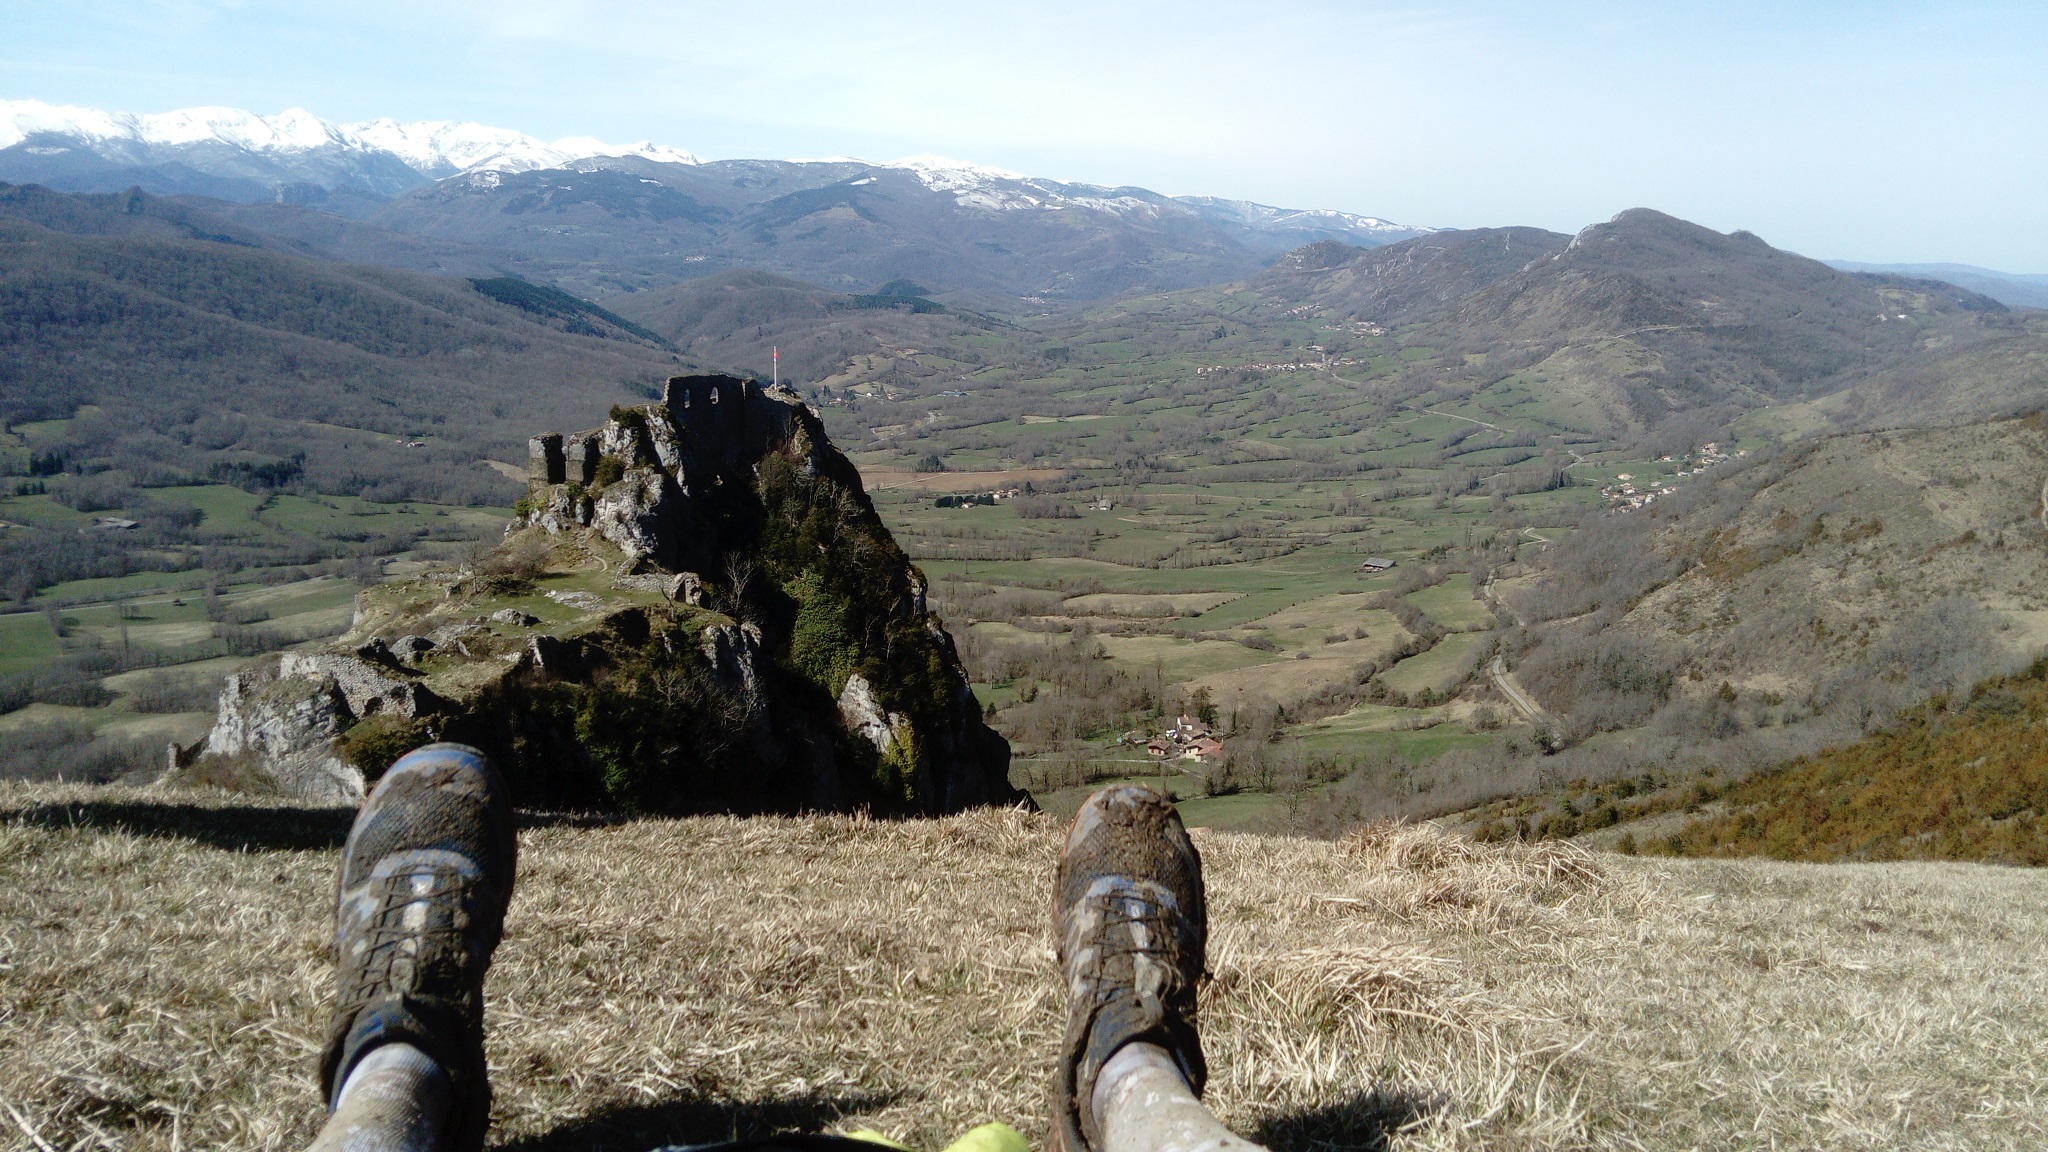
[4, 784, 2048, 1150]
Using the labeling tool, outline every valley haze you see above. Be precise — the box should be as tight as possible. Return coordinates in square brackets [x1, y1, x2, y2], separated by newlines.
[0, 99, 1429, 299]
[12, 97, 2039, 296]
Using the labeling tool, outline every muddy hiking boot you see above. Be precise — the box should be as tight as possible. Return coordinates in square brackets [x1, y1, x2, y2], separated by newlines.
[1051, 783, 1208, 1152]
[318, 744, 517, 1152]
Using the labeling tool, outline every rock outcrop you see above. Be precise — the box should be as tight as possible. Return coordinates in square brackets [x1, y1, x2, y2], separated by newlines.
[183, 374, 1021, 816]
[522, 374, 832, 575]
[197, 657, 358, 801]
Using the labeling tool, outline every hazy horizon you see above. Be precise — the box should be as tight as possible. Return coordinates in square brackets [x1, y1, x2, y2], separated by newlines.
[5, 1, 2045, 271]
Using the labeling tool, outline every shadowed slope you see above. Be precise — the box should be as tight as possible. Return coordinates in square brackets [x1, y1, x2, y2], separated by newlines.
[0, 187, 682, 504]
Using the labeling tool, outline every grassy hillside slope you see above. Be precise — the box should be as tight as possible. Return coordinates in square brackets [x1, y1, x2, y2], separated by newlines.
[1251, 227, 1574, 325]
[1508, 416, 2048, 730]
[4, 788, 2047, 1151]
[1395, 210, 2015, 440]
[1376, 415, 2048, 839]
[1643, 659, 2048, 863]
[0, 208, 679, 472]
[607, 268, 1000, 389]
[0, 188, 693, 601]
[632, 211, 2040, 464]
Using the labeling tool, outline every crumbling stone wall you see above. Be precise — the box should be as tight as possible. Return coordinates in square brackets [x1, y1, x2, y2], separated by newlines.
[522, 374, 837, 575]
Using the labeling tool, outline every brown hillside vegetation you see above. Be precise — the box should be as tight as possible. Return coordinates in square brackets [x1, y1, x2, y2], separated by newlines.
[606, 268, 996, 388]
[0, 197, 682, 503]
[1245, 209, 2019, 441]
[1650, 660, 2048, 864]
[1509, 415, 2048, 743]
[6, 787, 2048, 1150]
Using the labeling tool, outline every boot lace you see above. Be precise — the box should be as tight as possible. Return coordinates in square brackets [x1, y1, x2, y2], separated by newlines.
[339, 865, 481, 1015]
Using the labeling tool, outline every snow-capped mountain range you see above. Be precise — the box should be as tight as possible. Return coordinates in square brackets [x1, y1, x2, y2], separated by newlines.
[0, 98, 1433, 302]
[0, 99, 1417, 242]
[0, 99, 697, 194]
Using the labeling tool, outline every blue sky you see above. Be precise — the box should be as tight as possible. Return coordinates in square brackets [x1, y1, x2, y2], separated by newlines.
[6, 1, 2045, 269]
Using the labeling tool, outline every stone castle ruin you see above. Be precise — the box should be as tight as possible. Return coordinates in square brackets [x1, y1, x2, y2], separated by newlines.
[176, 374, 1018, 816]
[523, 374, 833, 577]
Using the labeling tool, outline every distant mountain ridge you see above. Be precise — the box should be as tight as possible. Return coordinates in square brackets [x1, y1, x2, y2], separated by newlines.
[1255, 226, 1576, 325]
[0, 99, 699, 207]
[1826, 260, 2048, 310]
[343, 158, 1423, 302]
[0, 99, 1430, 301]
[0, 180, 683, 507]
[1248, 210, 2017, 438]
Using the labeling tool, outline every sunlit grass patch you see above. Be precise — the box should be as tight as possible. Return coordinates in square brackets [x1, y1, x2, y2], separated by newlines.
[1379, 634, 1489, 698]
[29, 790, 2047, 1149]
[1402, 574, 1492, 631]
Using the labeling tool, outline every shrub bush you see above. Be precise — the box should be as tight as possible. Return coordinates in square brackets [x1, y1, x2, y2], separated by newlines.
[337, 715, 433, 782]
[128, 671, 221, 714]
[1014, 496, 1080, 519]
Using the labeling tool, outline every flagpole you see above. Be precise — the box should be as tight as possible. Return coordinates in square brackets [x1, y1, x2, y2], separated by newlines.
[773, 346, 779, 388]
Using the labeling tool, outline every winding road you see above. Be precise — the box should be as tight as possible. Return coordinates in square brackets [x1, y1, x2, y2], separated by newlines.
[1481, 564, 1558, 737]
[1487, 653, 1550, 729]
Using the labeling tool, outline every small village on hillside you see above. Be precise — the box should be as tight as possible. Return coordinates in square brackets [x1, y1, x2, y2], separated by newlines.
[1138, 712, 1225, 764]
[1601, 440, 1745, 509]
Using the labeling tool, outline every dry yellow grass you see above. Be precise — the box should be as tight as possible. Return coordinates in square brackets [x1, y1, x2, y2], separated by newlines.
[3, 785, 2047, 1151]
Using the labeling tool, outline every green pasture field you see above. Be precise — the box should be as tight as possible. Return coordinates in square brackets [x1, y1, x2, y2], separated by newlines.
[1228, 595, 1398, 651]
[0, 477, 504, 752]
[882, 436, 1531, 799]
[0, 570, 372, 768]
[33, 575, 360, 656]
[868, 361, 1571, 790]
[1172, 790, 1298, 831]
[1305, 700, 1453, 734]
[0, 485, 509, 577]
[17, 570, 202, 604]
[0, 614, 62, 675]
[1094, 633, 1282, 683]
[1405, 573, 1495, 630]
[0, 494, 95, 528]
[1025, 770, 1305, 833]
[160, 485, 270, 531]
[11, 416, 82, 445]
[1379, 631, 1491, 697]
[1059, 591, 1243, 616]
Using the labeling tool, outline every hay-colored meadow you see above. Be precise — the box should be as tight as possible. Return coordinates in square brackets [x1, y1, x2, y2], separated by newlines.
[3, 784, 2046, 1151]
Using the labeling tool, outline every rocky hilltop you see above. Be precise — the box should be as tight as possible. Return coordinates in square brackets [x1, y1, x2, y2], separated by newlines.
[175, 374, 1020, 815]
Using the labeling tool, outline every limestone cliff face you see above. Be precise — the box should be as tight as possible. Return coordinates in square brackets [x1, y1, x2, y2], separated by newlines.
[199, 658, 357, 802]
[183, 374, 1020, 816]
